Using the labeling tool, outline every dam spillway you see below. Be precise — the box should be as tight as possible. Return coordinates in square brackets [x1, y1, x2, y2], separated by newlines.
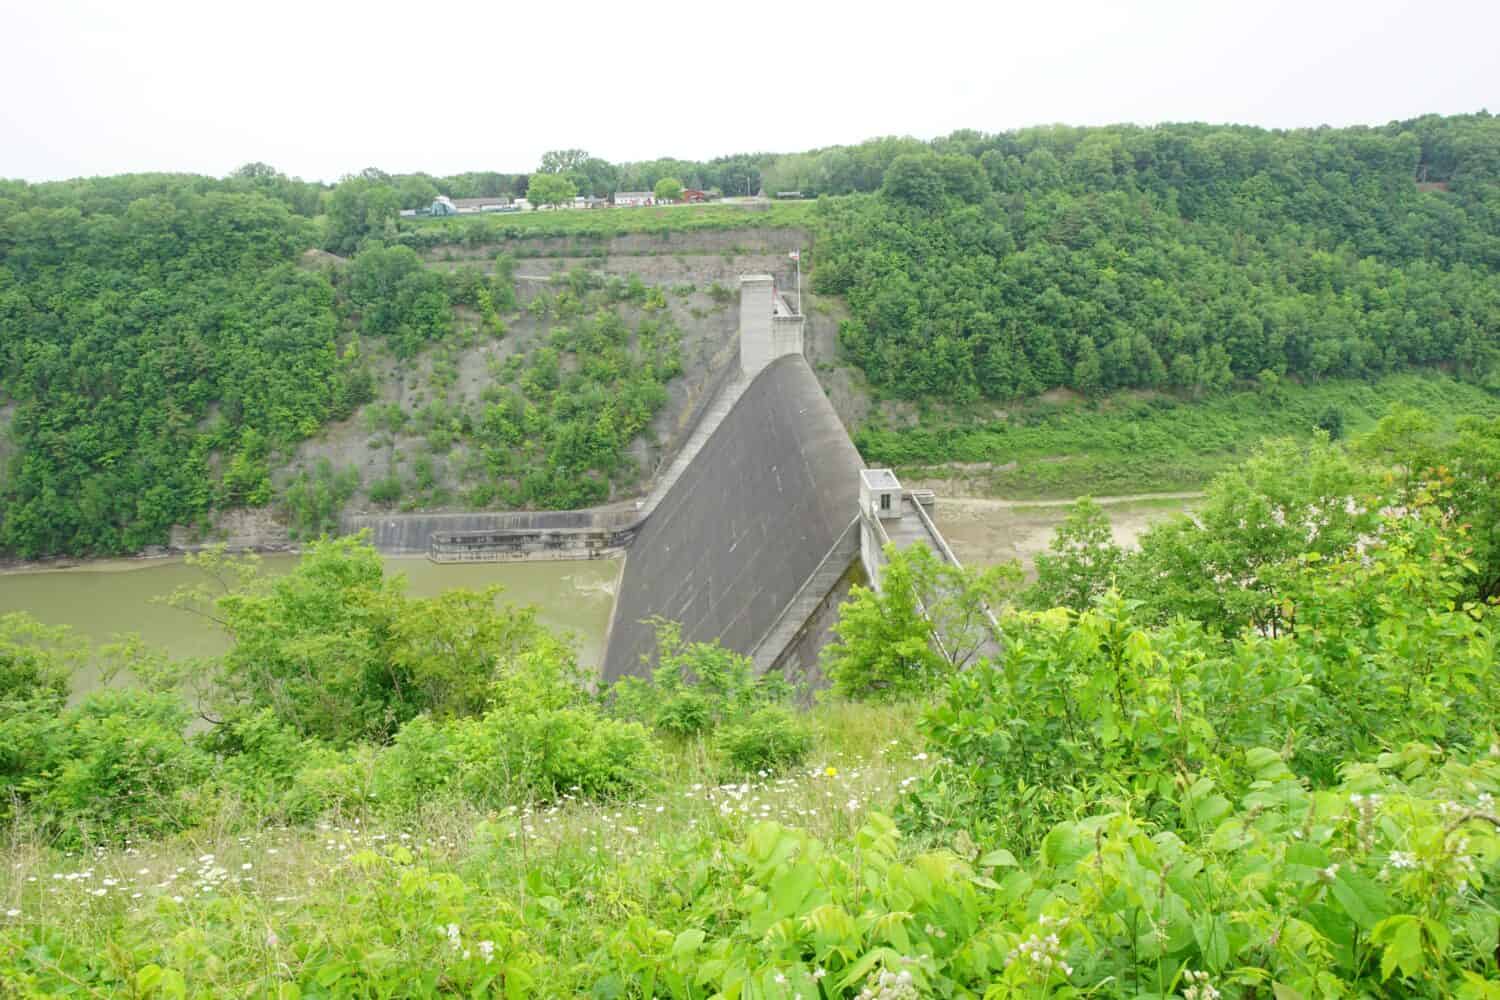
[345, 272, 985, 681]
[601, 353, 864, 683]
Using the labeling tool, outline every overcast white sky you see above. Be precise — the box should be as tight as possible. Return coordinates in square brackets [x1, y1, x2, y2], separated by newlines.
[3, 0, 1496, 183]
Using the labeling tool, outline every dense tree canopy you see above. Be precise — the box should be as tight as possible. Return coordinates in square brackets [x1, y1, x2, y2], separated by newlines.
[814, 113, 1500, 401]
[526, 172, 577, 209]
[5, 114, 1498, 559]
[0, 178, 366, 556]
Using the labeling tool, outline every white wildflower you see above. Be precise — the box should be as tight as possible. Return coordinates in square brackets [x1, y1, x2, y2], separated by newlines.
[1183, 969, 1221, 1000]
[1388, 850, 1418, 870]
[477, 940, 495, 962]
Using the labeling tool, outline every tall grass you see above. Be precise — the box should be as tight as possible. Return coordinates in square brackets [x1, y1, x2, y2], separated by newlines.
[0, 702, 927, 996]
[860, 371, 1500, 498]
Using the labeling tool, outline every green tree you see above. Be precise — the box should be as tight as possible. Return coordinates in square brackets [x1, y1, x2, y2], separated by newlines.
[1126, 436, 1380, 634]
[1072, 336, 1103, 396]
[653, 177, 684, 202]
[187, 534, 550, 743]
[824, 544, 1013, 699]
[1353, 403, 1440, 494]
[539, 149, 591, 174]
[881, 154, 946, 210]
[527, 172, 577, 209]
[1025, 497, 1123, 611]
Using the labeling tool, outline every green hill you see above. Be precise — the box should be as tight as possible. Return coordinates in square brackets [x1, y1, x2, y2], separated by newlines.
[3, 113, 1499, 558]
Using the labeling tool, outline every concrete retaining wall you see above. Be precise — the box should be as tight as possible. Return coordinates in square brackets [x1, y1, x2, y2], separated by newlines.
[770, 315, 804, 360]
[341, 509, 638, 556]
[738, 276, 775, 376]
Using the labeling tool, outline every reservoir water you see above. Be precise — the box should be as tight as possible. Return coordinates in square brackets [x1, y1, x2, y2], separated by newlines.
[0, 554, 621, 698]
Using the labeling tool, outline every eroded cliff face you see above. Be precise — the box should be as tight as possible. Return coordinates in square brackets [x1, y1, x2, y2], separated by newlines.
[276, 230, 816, 521]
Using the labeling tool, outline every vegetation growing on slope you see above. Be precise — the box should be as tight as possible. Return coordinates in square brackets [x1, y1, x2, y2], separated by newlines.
[814, 114, 1500, 404]
[0, 176, 697, 556]
[0, 179, 370, 557]
[858, 370, 1500, 497]
[6, 114, 1500, 557]
[3, 408, 1499, 996]
[309, 262, 685, 517]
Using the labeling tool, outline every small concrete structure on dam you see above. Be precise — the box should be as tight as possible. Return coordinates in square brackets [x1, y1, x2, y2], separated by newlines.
[344, 272, 984, 680]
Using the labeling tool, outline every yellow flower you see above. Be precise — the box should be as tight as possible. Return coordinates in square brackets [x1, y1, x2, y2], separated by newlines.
[824, 767, 838, 778]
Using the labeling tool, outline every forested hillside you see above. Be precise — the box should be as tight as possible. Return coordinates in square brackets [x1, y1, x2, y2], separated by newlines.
[0, 176, 363, 556]
[0, 179, 699, 556]
[3, 113, 1498, 558]
[812, 113, 1500, 400]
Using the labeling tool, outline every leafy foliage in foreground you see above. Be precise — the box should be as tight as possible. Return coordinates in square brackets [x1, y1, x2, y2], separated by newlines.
[824, 543, 1018, 701]
[610, 620, 811, 777]
[4, 424, 1500, 996]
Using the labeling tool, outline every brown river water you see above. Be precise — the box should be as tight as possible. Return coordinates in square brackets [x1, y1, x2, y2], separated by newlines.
[0, 554, 620, 698]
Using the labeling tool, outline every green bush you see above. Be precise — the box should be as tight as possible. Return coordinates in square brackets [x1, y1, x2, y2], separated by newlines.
[823, 544, 1014, 701]
[609, 620, 791, 739]
[370, 714, 460, 812]
[35, 690, 211, 843]
[193, 535, 551, 745]
[281, 458, 359, 539]
[451, 706, 660, 804]
[368, 470, 403, 505]
[912, 496, 1500, 852]
[714, 706, 814, 777]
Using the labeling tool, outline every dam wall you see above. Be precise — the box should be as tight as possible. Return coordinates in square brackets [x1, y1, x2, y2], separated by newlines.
[341, 509, 638, 557]
[601, 354, 865, 683]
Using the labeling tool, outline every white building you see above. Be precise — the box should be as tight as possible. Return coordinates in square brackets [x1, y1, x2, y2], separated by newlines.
[614, 191, 655, 208]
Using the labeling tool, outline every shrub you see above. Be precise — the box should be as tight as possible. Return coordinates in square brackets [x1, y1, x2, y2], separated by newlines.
[1023, 496, 1123, 610]
[371, 714, 460, 813]
[281, 458, 359, 539]
[912, 503, 1500, 849]
[714, 706, 814, 776]
[35, 690, 212, 842]
[609, 620, 791, 739]
[0, 611, 83, 706]
[823, 544, 1014, 701]
[368, 470, 403, 505]
[450, 706, 659, 804]
[199, 535, 550, 745]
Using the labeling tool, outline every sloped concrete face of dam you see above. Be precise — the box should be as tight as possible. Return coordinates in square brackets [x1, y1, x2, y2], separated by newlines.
[601, 354, 865, 683]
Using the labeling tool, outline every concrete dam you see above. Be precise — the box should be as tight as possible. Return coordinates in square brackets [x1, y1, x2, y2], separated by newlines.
[346, 274, 983, 680]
